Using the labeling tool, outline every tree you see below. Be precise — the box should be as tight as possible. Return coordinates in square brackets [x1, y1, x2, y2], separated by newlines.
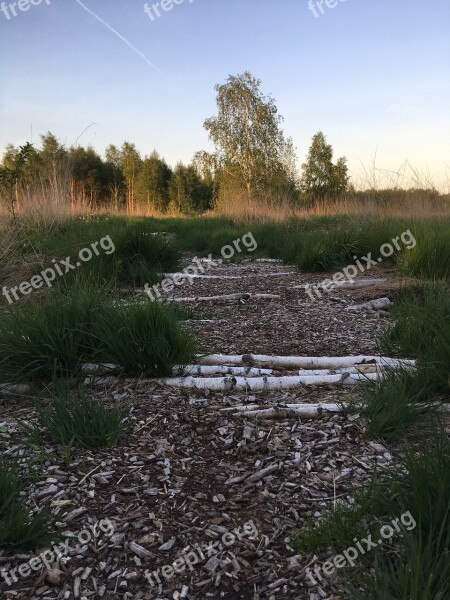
[68, 146, 109, 209]
[136, 151, 172, 212]
[168, 163, 211, 214]
[301, 131, 349, 200]
[0, 142, 34, 220]
[120, 142, 142, 213]
[203, 72, 293, 201]
[105, 144, 125, 210]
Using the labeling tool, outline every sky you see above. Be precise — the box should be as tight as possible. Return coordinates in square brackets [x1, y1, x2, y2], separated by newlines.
[0, 0, 449, 190]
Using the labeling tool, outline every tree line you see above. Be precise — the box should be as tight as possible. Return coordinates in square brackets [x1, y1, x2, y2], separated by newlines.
[0, 72, 350, 215]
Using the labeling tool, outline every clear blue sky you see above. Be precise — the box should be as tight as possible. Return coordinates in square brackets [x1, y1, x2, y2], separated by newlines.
[1, 0, 449, 190]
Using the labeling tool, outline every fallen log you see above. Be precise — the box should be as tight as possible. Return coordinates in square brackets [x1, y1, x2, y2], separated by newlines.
[229, 402, 450, 420]
[294, 278, 387, 291]
[173, 365, 273, 377]
[347, 297, 393, 311]
[233, 403, 343, 419]
[0, 383, 31, 395]
[196, 353, 415, 370]
[152, 372, 380, 392]
[82, 363, 119, 375]
[171, 293, 280, 302]
[298, 364, 395, 376]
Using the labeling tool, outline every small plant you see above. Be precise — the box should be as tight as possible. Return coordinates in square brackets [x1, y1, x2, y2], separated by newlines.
[0, 460, 56, 549]
[22, 388, 128, 460]
[357, 368, 435, 441]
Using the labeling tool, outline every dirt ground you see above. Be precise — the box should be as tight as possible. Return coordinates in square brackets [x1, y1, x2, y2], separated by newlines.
[0, 259, 408, 600]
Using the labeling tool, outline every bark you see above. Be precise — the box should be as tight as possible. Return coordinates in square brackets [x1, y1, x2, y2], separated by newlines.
[196, 353, 415, 370]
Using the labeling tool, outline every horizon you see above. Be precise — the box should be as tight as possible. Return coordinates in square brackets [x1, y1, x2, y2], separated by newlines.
[1, 0, 449, 191]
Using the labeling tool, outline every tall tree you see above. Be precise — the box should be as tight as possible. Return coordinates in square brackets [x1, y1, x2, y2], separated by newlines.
[136, 151, 172, 212]
[105, 144, 125, 210]
[168, 163, 211, 214]
[120, 142, 142, 213]
[203, 72, 292, 201]
[0, 142, 34, 219]
[301, 131, 349, 200]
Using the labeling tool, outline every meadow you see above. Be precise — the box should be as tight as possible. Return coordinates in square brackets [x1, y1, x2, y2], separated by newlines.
[0, 197, 449, 599]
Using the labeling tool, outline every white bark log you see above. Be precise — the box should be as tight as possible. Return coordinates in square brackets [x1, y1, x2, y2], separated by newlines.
[172, 365, 273, 376]
[294, 278, 387, 291]
[297, 364, 396, 376]
[163, 273, 294, 280]
[82, 363, 119, 375]
[153, 372, 380, 392]
[0, 383, 31, 395]
[227, 402, 450, 419]
[171, 293, 280, 302]
[234, 403, 343, 419]
[347, 298, 393, 311]
[196, 354, 415, 370]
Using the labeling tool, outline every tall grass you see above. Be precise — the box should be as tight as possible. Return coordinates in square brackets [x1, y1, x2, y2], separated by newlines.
[380, 282, 450, 398]
[0, 284, 195, 382]
[20, 217, 181, 287]
[0, 460, 56, 549]
[21, 386, 128, 461]
[294, 424, 450, 600]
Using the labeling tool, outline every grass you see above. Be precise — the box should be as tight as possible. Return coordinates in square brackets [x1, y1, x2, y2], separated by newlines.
[21, 387, 128, 461]
[0, 460, 56, 550]
[380, 281, 450, 398]
[356, 368, 436, 441]
[0, 284, 195, 382]
[294, 424, 450, 600]
[15, 217, 181, 288]
[295, 281, 450, 598]
[6, 212, 450, 283]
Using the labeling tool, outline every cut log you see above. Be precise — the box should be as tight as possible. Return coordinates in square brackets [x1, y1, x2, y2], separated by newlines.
[298, 364, 390, 376]
[172, 365, 273, 377]
[171, 293, 280, 303]
[163, 273, 294, 280]
[0, 383, 31, 395]
[233, 403, 343, 419]
[196, 353, 415, 370]
[152, 372, 380, 392]
[294, 278, 387, 291]
[83, 376, 119, 387]
[82, 363, 119, 375]
[347, 297, 393, 311]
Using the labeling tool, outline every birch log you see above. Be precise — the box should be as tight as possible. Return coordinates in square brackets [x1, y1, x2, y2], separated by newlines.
[196, 354, 415, 370]
[0, 383, 31, 395]
[294, 278, 387, 290]
[234, 403, 343, 419]
[153, 372, 380, 392]
[347, 298, 393, 311]
[171, 293, 280, 302]
[172, 365, 273, 377]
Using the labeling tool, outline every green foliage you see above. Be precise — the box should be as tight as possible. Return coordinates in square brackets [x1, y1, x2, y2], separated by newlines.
[301, 131, 349, 200]
[203, 72, 297, 201]
[136, 151, 172, 212]
[381, 282, 450, 397]
[169, 162, 212, 214]
[22, 389, 127, 460]
[0, 460, 56, 549]
[0, 284, 195, 382]
[356, 368, 435, 440]
[22, 216, 181, 287]
[294, 425, 450, 600]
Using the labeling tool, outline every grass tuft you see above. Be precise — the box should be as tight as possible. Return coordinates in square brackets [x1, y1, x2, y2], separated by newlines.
[0, 460, 56, 550]
[0, 284, 195, 382]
